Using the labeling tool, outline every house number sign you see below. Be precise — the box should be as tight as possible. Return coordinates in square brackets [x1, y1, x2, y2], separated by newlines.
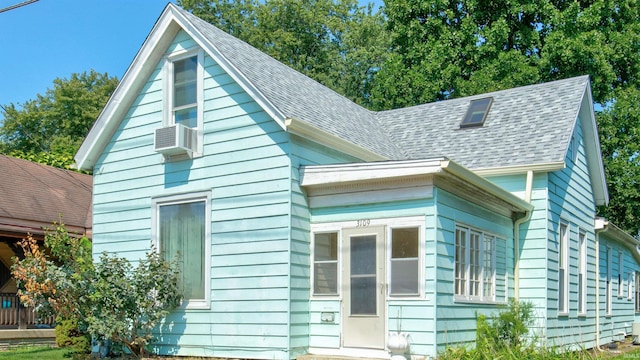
[356, 219, 371, 227]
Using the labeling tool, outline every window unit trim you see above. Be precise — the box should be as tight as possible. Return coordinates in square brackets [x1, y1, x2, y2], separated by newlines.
[557, 221, 569, 316]
[454, 223, 502, 304]
[577, 229, 587, 316]
[311, 230, 341, 297]
[151, 190, 212, 310]
[162, 47, 205, 158]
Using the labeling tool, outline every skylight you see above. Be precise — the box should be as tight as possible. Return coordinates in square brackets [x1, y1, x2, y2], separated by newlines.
[460, 97, 493, 128]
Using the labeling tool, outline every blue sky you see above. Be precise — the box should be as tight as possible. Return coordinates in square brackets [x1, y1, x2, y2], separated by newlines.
[0, 0, 172, 110]
[0, 0, 382, 116]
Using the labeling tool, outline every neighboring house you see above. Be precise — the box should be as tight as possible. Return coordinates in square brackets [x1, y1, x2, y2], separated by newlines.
[0, 154, 92, 330]
[73, 3, 640, 359]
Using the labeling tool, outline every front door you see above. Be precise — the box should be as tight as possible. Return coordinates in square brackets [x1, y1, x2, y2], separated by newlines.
[342, 226, 386, 349]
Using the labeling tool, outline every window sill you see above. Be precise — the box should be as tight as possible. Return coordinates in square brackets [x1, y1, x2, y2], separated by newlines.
[454, 297, 504, 305]
[558, 312, 569, 317]
[388, 295, 427, 301]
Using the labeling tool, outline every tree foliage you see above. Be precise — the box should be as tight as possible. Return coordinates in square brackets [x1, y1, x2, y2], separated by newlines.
[0, 70, 118, 169]
[12, 223, 182, 358]
[374, 0, 640, 235]
[178, 0, 389, 107]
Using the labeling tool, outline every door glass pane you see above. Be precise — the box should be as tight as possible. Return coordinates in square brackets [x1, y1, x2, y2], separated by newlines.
[350, 235, 376, 315]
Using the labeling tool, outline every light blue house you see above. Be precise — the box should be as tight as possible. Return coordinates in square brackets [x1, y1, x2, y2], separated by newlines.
[74, 3, 640, 359]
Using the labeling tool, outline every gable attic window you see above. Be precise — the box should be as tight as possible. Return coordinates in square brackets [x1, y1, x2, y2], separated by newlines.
[156, 49, 204, 159]
[460, 97, 493, 128]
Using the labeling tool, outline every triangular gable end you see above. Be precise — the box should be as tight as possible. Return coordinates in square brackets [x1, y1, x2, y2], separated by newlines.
[571, 79, 609, 206]
[74, 3, 287, 171]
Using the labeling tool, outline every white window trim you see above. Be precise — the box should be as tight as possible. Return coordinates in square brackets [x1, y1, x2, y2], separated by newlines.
[387, 225, 424, 299]
[310, 230, 341, 297]
[310, 216, 426, 300]
[635, 271, 640, 313]
[618, 250, 624, 298]
[454, 224, 501, 304]
[578, 229, 587, 316]
[558, 221, 569, 316]
[151, 191, 212, 310]
[163, 48, 205, 157]
[606, 246, 612, 316]
[628, 271, 633, 301]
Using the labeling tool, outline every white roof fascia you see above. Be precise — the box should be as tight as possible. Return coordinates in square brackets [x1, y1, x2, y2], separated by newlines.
[578, 82, 609, 206]
[75, 5, 180, 171]
[440, 159, 533, 213]
[473, 161, 565, 177]
[285, 117, 387, 163]
[169, 4, 287, 129]
[595, 217, 640, 263]
[74, 3, 288, 171]
[300, 158, 532, 214]
[300, 158, 444, 187]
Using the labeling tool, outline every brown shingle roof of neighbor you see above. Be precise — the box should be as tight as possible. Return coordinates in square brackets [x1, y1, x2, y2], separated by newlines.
[0, 155, 92, 238]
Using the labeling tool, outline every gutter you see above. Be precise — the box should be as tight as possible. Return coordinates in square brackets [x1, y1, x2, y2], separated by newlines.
[440, 160, 533, 214]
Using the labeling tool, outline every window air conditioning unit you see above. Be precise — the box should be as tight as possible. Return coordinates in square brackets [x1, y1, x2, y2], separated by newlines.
[154, 123, 197, 157]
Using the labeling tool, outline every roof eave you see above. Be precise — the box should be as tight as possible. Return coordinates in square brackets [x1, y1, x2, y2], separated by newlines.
[579, 82, 609, 206]
[441, 159, 534, 214]
[595, 217, 640, 263]
[75, 4, 180, 171]
[286, 117, 388, 163]
[472, 161, 566, 177]
[74, 3, 289, 171]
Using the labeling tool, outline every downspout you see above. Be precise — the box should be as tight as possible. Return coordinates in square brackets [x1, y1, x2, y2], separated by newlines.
[514, 170, 534, 300]
[594, 218, 608, 351]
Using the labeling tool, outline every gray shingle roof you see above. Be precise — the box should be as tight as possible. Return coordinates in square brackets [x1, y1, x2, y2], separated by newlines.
[176, 5, 587, 170]
[376, 76, 589, 169]
[178, 7, 406, 159]
[0, 155, 92, 235]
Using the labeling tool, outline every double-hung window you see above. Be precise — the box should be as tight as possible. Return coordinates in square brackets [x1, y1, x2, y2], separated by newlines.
[558, 222, 569, 315]
[578, 230, 587, 315]
[163, 49, 204, 157]
[154, 192, 210, 309]
[166, 50, 203, 128]
[606, 246, 612, 316]
[390, 227, 420, 296]
[313, 232, 339, 295]
[618, 250, 624, 298]
[635, 271, 640, 313]
[454, 225, 497, 302]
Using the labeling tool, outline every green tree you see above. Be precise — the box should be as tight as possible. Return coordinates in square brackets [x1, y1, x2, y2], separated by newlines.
[375, 0, 640, 235]
[0, 70, 118, 169]
[178, 0, 389, 107]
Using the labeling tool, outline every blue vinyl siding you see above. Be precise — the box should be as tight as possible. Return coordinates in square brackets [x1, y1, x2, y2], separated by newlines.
[598, 234, 640, 345]
[545, 118, 598, 350]
[92, 30, 295, 359]
[487, 173, 550, 337]
[289, 135, 361, 355]
[433, 188, 514, 353]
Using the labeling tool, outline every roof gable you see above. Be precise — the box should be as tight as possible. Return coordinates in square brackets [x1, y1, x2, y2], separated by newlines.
[74, 4, 607, 205]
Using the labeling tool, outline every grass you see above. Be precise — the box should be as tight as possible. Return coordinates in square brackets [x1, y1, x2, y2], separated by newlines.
[0, 345, 68, 360]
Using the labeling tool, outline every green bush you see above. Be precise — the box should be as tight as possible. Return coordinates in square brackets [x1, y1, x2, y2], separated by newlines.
[439, 299, 597, 360]
[54, 318, 90, 355]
